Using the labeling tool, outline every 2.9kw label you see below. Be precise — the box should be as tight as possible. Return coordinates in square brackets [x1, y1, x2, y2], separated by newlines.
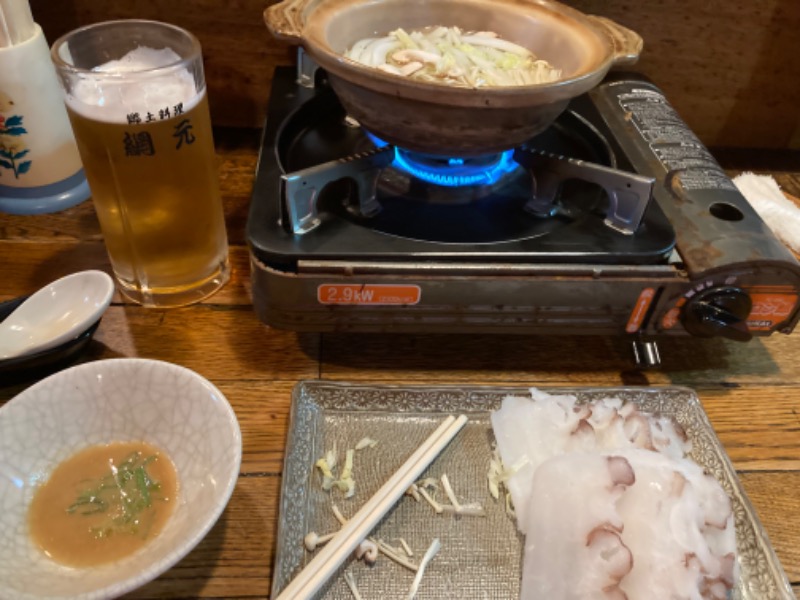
[318, 284, 421, 306]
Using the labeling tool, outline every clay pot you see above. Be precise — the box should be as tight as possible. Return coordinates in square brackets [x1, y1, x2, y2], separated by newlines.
[265, 0, 642, 155]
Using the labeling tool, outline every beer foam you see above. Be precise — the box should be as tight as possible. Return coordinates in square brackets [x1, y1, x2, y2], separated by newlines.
[66, 46, 201, 123]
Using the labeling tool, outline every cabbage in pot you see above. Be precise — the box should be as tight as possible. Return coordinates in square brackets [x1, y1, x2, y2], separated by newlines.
[344, 26, 562, 88]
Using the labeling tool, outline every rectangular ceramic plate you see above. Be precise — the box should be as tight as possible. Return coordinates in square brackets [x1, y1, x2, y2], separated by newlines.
[271, 382, 794, 600]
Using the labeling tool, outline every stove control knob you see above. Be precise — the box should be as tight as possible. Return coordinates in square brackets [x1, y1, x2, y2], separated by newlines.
[681, 287, 753, 341]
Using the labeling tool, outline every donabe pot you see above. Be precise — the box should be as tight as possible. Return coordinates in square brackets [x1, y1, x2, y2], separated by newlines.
[265, 0, 642, 156]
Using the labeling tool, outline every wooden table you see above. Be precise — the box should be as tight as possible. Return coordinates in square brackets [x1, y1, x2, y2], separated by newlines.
[1, 129, 798, 599]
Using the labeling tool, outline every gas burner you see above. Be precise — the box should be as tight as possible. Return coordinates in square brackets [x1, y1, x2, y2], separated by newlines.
[248, 64, 800, 359]
[280, 119, 655, 240]
[264, 73, 676, 260]
[368, 135, 518, 188]
[394, 147, 518, 188]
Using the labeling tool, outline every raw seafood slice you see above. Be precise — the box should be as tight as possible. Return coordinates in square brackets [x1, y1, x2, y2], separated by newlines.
[490, 390, 586, 533]
[518, 449, 736, 600]
[610, 449, 737, 600]
[490, 389, 691, 533]
[491, 389, 736, 600]
[519, 453, 635, 599]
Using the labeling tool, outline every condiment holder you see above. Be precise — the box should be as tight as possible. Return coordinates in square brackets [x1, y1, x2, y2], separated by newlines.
[0, 0, 90, 214]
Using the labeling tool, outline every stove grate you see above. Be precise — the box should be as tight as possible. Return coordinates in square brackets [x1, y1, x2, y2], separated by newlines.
[281, 142, 654, 236]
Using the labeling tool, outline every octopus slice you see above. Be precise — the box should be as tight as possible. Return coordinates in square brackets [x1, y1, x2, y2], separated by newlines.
[490, 389, 736, 600]
[519, 453, 635, 600]
[491, 389, 692, 534]
[491, 390, 588, 533]
[609, 449, 737, 600]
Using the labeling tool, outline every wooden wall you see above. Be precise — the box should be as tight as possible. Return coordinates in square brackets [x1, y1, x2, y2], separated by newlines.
[568, 0, 800, 150]
[30, 0, 800, 150]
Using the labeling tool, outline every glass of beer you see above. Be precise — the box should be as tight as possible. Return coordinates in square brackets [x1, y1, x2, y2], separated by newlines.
[50, 20, 229, 307]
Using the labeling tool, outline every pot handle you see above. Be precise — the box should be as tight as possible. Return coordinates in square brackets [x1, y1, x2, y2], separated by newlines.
[264, 0, 321, 43]
[585, 15, 643, 67]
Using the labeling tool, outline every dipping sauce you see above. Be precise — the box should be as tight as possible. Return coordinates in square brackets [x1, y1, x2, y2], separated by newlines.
[28, 442, 178, 567]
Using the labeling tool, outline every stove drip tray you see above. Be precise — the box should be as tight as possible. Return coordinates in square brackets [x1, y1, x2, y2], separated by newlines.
[282, 108, 654, 243]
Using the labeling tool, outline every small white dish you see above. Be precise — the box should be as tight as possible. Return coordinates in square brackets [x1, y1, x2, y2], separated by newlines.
[0, 270, 114, 360]
[0, 358, 242, 600]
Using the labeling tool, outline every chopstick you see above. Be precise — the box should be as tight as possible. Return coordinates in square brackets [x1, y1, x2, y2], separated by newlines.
[275, 413, 469, 600]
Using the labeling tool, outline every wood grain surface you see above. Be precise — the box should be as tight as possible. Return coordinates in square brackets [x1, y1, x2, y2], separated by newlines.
[1, 129, 798, 598]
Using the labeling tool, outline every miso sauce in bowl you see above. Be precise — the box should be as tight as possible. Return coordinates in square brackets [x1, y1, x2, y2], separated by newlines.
[28, 441, 178, 567]
[0, 358, 241, 599]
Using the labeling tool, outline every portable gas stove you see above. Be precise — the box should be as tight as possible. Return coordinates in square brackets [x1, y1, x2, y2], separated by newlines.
[247, 56, 800, 366]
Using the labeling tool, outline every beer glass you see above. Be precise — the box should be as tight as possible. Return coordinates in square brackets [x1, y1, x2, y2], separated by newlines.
[50, 20, 229, 307]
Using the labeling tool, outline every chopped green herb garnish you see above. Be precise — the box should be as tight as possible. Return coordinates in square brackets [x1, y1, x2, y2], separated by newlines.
[66, 452, 165, 538]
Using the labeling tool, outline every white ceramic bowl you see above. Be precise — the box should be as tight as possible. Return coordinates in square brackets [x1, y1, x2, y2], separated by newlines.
[0, 358, 242, 599]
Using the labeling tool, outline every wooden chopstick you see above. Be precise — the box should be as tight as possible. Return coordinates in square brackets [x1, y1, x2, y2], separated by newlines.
[274, 413, 469, 600]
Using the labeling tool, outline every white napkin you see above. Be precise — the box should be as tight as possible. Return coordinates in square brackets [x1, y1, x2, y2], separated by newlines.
[733, 172, 800, 254]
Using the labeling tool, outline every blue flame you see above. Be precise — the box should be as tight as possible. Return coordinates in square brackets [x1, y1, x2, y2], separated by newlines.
[366, 133, 518, 187]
